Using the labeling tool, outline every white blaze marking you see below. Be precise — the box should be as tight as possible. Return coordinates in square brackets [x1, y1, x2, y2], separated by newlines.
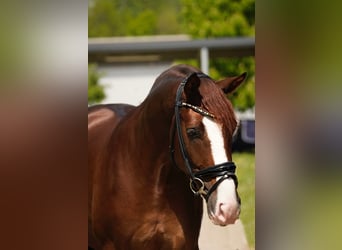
[202, 117, 228, 165]
[202, 117, 237, 205]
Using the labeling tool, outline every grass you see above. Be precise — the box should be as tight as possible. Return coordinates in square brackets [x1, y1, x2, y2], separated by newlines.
[233, 152, 255, 249]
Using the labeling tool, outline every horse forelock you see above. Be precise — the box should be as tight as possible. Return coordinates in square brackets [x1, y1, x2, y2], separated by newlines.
[199, 80, 237, 141]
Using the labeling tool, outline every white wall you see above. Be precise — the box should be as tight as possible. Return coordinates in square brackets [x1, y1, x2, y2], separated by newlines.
[98, 63, 172, 106]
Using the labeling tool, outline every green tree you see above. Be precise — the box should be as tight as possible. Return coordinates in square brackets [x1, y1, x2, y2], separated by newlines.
[180, 0, 255, 110]
[88, 0, 182, 37]
[88, 64, 105, 104]
[88, 0, 120, 37]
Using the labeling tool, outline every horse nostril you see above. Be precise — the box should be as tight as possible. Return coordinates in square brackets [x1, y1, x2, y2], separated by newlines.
[218, 203, 229, 215]
[219, 203, 229, 213]
[218, 202, 239, 218]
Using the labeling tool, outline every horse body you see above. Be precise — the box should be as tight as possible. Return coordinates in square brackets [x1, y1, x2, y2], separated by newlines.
[88, 96, 202, 248]
[88, 65, 246, 250]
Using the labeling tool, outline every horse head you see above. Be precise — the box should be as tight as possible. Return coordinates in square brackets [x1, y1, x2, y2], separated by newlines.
[170, 69, 247, 226]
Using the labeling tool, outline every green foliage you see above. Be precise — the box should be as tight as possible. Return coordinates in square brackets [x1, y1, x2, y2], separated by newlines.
[180, 0, 255, 110]
[180, 0, 254, 38]
[125, 10, 157, 36]
[88, 64, 105, 104]
[156, 4, 183, 34]
[88, 0, 182, 37]
[88, 0, 119, 37]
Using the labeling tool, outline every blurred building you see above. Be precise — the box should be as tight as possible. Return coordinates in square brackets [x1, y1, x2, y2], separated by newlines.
[89, 35, 254, 104]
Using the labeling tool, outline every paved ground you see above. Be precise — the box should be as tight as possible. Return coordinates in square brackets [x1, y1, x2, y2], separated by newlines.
[199, 204, 250, 250]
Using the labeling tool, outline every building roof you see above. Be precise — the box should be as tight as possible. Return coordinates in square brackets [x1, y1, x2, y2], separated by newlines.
[89, 35, 254, 63]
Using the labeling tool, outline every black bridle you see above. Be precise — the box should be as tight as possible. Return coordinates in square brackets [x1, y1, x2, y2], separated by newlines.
[169, 72, 238, 201]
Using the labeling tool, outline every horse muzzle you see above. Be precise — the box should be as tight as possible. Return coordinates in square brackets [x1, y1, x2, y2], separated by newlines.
[207, 178, 241, 226]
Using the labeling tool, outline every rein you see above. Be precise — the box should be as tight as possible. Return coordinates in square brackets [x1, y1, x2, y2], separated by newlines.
[169, 72, 238, 201]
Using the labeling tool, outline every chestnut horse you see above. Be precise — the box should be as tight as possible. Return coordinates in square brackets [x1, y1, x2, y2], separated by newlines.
[88, 64, 247, 250]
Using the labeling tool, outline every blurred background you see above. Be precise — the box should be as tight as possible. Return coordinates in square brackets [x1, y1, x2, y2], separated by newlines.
[88, 0, 255, 110]
[88, 0, 255, 249]
[88, 0, 256, 150]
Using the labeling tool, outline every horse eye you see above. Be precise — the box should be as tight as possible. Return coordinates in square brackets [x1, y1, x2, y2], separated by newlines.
[186, 127, 202, 139]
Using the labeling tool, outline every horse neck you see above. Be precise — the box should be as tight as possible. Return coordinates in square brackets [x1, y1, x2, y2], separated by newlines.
[137, 100, 174, 160]
[107, 103, 176, 201]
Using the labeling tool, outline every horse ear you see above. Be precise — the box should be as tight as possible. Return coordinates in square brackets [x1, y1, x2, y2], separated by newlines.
[216, 72, 247, 94]
[184, 73, 201, 106]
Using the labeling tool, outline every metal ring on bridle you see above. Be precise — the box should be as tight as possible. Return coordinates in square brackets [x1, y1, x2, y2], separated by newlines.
[189, 177, 206, 195]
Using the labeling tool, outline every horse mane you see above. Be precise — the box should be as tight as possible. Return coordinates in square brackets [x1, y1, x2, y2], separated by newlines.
[149, 64, 200, 93]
